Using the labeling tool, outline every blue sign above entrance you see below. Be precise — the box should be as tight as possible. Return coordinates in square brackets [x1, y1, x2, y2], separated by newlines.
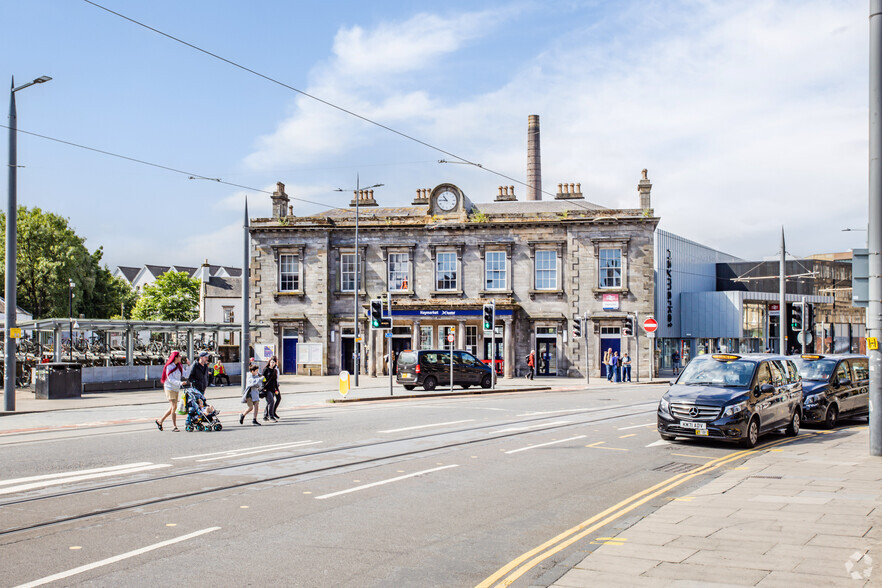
[389, 308, 513, 317]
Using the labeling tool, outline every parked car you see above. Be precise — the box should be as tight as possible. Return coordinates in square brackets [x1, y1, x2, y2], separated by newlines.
[792, 354, 869, 428]
[396, 349, 493, 391]
[657, 354, 803, 448]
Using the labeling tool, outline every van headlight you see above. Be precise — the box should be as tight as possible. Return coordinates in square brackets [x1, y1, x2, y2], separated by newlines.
[722, 401, 748, 418]
[659, 397, 671, 415]
[804, 393, 822, 405]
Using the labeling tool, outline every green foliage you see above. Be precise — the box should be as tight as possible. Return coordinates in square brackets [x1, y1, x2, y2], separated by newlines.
[131, 271, 200, 321]
[469, 210, 489, 223]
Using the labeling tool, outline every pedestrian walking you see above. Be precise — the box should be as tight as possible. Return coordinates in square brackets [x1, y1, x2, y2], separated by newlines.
[621, 352, 632, 382]
[611, 351, 620, 383]
[189, 351, 211, 394]
[526, 350, 535, 380]
[156, 351, 187, 432]
[604, 348, 613, 381]
[262, 356, 281, 421]
[239, 364, 263, 426]
[671, 350, 681, 375]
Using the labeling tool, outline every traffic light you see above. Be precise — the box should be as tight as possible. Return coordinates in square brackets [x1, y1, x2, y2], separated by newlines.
[370, 299, 383, 329]
[622, 317, 633, 336]
[482, 303, 494, 331]
[790, 303, 803, 332]
[573, 318, 582, 338]
[805, 303, 814, 331]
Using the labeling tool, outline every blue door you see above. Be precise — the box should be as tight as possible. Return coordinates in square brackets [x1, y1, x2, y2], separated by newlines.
[601, 338, 620, 378]
[283, 338, 297, 374]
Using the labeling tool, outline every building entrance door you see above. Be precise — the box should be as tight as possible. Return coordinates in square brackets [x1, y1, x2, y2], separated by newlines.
[483, 325, 504, 376]
[341, 336, 354, 374]
[536, 339, 557, 376]
[600, 327, 621, 379]
[282, 337, 298, 374]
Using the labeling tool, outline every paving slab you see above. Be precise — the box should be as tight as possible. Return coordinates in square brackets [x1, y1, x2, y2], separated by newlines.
[642, 562, 768, 585]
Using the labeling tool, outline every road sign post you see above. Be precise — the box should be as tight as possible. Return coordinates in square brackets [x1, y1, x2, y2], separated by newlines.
[388, 293, 393, 397]
[643, 318, 658, 381]
[448, 328, 455, 391]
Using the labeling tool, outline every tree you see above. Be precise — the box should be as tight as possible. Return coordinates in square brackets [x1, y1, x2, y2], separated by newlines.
[0, 207, 140, 320]
[131, 271, 200, 321]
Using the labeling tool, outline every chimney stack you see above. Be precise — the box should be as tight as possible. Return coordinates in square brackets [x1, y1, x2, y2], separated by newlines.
[271, 182, 290, 218]
[526, 115, 542, 201]
[638, 169, 652, 210]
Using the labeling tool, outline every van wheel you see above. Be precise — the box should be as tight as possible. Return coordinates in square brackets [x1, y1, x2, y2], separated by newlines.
[785, 411, 800, 437]
[824, 405, 838, 429]
[403, 385, 415, 391]
[481, 374, 492, 389]
[423, 377, 437, 391]
[740, 417, 760, 448]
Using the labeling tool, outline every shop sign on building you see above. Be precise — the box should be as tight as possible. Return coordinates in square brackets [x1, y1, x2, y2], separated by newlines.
[768, 303, 780, 317]
[602, 294, 620, 310]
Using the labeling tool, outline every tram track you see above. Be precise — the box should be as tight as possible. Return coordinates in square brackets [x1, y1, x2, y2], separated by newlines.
[0, 402, 657, 538]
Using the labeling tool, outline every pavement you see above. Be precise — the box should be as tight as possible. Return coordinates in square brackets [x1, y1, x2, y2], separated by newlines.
[551, 425, 880, 587]
[0, 373, 666, 415]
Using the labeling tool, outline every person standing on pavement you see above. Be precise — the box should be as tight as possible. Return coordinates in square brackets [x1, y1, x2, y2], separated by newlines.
[604, 348, 613, 381]
[671, 350, 681, 375]
[621, 352, 632, 382]
[157, 351, 186, 432]
[239, 364, 263, 426]
[262, 356, 281, 421]
[526, 350, 535, 380]
[611, 351, 620, 382]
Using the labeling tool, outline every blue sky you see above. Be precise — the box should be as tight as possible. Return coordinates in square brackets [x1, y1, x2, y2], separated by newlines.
[1, 0, 869, 269]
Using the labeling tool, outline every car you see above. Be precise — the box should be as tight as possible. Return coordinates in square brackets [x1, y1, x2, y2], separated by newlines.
[792, 354, 869, 428]
[396, 349, 493, 391]
[657, 353, 803, 448]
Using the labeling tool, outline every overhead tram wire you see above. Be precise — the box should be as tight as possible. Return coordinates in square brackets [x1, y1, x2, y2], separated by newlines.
[81, 0, 601, 212]
[0, 124, 354, 215]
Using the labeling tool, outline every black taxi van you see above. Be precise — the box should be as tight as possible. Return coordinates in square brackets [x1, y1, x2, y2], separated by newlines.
[396, 349, 493, 391]
[792, 354, 869, 428]
[657, 354, 803, 448]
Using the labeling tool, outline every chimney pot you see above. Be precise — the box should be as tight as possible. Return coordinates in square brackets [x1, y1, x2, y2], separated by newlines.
[576, 183, 581, 194]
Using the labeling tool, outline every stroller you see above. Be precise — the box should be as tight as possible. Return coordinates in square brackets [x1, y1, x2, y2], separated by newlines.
[182, 387, 222, 432]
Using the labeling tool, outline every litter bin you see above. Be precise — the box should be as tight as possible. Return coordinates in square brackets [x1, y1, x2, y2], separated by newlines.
[35, 363, 82, 399]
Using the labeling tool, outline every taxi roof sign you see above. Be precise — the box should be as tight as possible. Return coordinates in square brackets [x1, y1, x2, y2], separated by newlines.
[711, 354, 741, 361]
[800, 354, 824, 360]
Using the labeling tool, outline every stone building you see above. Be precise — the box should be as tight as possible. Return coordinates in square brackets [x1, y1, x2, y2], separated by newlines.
[249, 172, 659, 379]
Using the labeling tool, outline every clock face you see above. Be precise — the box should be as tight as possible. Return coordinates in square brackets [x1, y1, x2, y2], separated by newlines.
[436, 189, 458, 211]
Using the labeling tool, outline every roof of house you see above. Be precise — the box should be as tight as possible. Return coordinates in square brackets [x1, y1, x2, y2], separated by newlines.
[115, 266, 141, 283]
[0, 297, 33, 318]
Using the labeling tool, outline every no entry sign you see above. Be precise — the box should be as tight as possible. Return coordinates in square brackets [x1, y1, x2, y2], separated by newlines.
[643, 318, 658, 333]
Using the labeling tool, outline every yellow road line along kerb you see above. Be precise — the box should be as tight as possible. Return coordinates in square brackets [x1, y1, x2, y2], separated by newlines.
[476, 432, 819, 588]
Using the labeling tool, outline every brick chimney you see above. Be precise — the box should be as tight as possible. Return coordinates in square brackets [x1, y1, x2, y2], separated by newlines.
[350, 189, 378, 207]
[271, 182, 289, 218]
[495, 185, 517, 202]
[526, 115, 542, 201]
[638, 169, 652, 210]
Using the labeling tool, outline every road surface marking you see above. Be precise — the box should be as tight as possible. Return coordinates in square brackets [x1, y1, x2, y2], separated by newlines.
[195, 441, 322, 462]
[0, 462, 156, 487]
[505, 436, 587, 455]
[618, 434, 636, 439]
[173, 441, 314, 460]
[490, 420, 573, 434]
[673, 496, 694, 502]
[314, 465, 459, 500]
[477, 432, 824, 588]
[617, 423, 654, 431]
[645, 440, 670, 447]
[14, 527, 220, 588]
[378, 420, 474, 433]
[585, 442, 628, 451]
[0, 464, 171, 496]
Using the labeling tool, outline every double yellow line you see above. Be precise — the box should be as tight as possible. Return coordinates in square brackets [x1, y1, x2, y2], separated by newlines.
[476, 432, 821, 587]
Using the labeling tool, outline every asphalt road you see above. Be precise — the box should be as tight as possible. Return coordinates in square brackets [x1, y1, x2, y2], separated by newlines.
[0, 382, 786, 587]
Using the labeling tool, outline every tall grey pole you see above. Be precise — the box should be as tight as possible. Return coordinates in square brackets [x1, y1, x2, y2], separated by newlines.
[634, 312, 639, 383]
[584, 311, 589, 385]
[388, 292, 393, 396]
[241, 199, 250, 393]
[5, 80, 16, 411]
[800, 297, 807, 355]
[868, 0, 882, 456]
[353, 176, 360, 387]
[490, 300, 496, 389]
[779, 228, 786, 356]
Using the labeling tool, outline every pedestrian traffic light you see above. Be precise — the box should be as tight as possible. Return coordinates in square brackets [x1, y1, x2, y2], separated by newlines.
[573, 318, 582, 338]
[622, 317, 633, 336]
[370, 299, 383, 329]
[482, 303, 494, 331]
[790, 303, 803, 332]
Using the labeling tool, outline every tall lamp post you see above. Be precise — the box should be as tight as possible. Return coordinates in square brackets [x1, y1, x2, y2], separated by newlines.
[68, 280, 75, 362]
[5, 75, 51, 411]
[335, 178, 383, 387]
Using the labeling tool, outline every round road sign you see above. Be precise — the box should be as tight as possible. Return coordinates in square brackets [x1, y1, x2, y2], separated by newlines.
[447, 334, 455, 342]
[643, 318, 658, 333]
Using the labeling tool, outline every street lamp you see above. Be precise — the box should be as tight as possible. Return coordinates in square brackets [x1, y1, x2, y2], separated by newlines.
[68, 280, 75, 362]
[335, 177, 383, 387]
[5, 75, 51, 411]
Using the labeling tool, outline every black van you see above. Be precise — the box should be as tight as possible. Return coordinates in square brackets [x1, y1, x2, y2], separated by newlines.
[396, 349, 493, 391]
[792, 354, 869, 428]
[657, 354, 803, 448]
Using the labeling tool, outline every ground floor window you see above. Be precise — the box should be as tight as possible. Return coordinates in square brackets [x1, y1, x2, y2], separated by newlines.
[419, 326, 433, 350]
[439, 325, 455, 350]
[465, 325, 477, 356]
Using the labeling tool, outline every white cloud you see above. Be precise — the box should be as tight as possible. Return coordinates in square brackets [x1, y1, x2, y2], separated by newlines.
[243, 0, 868, 259]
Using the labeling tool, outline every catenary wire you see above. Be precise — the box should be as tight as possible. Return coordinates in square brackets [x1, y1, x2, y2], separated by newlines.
[81, 0, 603, 211]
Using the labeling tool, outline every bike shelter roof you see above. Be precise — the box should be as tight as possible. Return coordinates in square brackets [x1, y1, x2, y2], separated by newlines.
[7, 319, 262, 333]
